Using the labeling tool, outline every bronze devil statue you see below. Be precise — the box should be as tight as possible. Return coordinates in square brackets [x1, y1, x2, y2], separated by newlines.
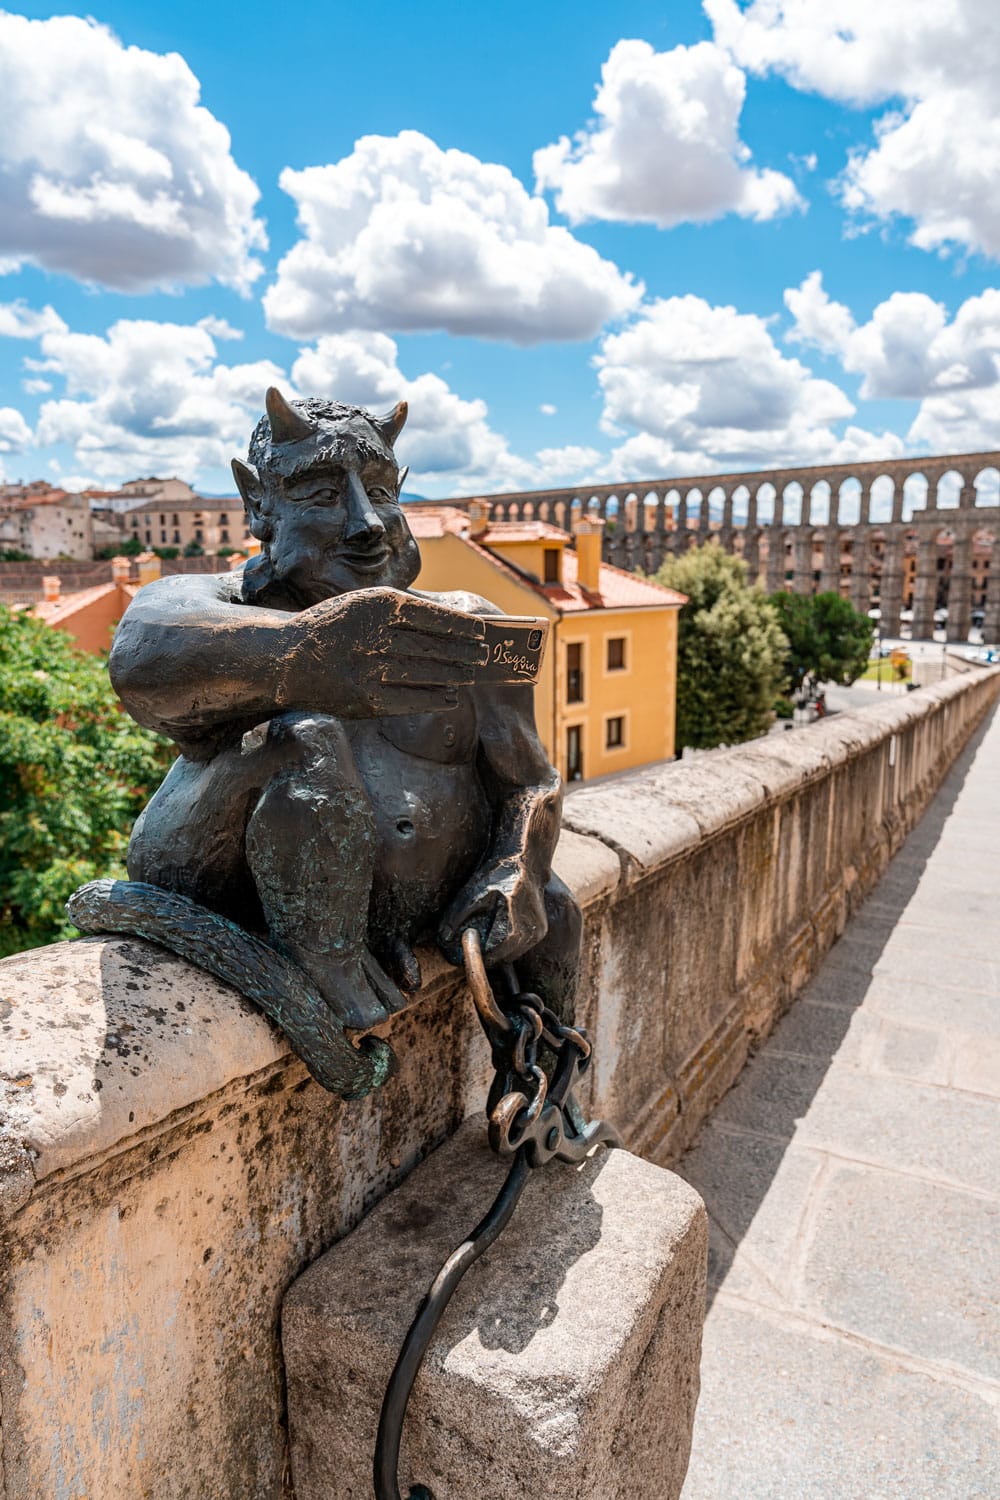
[69, 389, 581, 1098]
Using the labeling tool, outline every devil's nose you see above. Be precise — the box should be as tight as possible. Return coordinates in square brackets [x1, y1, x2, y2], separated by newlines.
[345, 510, 386, 542]
[344, 473, 387, 542]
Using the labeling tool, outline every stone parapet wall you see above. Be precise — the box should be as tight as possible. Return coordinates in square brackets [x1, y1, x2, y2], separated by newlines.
[1, 668, 998, 1498]
[563, 667, 998, 1158]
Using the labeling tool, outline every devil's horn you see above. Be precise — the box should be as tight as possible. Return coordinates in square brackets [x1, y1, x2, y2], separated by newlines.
[375, 400, 408, 448]
[266, 386, 313, 445]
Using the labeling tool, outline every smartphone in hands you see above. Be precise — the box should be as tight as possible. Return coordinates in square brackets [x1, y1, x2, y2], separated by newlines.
[476, 616, 550, 685]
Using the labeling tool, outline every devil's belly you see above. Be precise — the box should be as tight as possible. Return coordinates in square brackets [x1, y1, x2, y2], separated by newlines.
[347, 713, 492, 938]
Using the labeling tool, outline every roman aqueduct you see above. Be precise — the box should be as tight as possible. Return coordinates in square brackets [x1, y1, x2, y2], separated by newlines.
[449, 449, 1000, 643]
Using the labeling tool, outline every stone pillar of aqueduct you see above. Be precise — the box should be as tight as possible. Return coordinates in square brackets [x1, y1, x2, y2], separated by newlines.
[445, 451, 1000, 644]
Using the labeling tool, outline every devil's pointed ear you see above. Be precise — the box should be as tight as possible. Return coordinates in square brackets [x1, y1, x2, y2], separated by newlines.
[232, 458, 261, 510]
[375, 399, 408, 448]
[396, 464, 409, 498]
[265, 386, 312, 445]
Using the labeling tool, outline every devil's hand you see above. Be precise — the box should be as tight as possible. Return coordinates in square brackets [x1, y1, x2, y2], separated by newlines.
[288, 587, 488, 718]
[438, 859, 548, 969]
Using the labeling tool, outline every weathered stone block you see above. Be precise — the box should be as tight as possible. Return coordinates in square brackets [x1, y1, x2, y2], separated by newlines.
[283, 1119, 707, 1500]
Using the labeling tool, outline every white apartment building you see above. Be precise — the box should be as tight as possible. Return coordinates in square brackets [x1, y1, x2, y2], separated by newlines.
[0, 486, 94, 560]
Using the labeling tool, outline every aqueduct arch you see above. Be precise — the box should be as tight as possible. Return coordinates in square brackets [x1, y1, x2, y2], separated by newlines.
[451, 450, 1000, 642]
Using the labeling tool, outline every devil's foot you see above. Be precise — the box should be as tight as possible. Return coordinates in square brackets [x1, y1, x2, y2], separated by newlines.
[294, 946, 407, 1032]
[385, 935, 423, 995]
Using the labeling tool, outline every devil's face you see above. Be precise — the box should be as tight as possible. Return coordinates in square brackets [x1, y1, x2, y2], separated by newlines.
[234, 395, 420, 606]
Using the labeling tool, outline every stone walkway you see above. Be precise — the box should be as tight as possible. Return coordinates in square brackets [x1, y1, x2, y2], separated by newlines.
[679, 703, 1000, 1500]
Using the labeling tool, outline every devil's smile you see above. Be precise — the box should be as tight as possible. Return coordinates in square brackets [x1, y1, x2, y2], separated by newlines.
[336, 542, 392, 573]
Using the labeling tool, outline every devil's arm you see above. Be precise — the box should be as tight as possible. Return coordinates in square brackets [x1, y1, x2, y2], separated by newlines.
[416, 588, 563, 895]
[437, 673, 562, 963]
[109, 572, 300, 747]
[476, 681, 563, 890]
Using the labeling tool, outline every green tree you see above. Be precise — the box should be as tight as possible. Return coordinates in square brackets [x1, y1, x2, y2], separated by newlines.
[183, 539, 204, 557]
[96, 535, 143, 559]
[0, 607, 172, 956]
[770, 591, 874, 701]
[654, 544, 789, 750]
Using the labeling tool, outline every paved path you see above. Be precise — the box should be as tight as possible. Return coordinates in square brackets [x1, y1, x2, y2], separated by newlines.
[679, 704, 1000, 1500]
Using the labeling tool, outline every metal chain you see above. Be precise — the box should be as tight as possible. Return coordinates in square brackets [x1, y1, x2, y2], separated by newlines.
[373, 930, 622, 1500]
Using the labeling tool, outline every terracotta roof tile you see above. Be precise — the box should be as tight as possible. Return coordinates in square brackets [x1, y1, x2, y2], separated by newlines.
[31, 582, 119, 620]
[406, 504, 685, 613]
[542, 550, 685, 611]
[476, 521, 568, 543]
[127, 495, 240, 514]
[0, 488, 70, 511]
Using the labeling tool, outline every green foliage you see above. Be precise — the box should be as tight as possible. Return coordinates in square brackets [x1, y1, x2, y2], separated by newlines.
[183, 539, 204, 557]
[96, 535, 143, 559]
[654, 544, 789, 750]
[153, 545, 180, 559]
[769, 591, 874, 698]
[0, 607, 172, 955]
[0, 548, 32, 561]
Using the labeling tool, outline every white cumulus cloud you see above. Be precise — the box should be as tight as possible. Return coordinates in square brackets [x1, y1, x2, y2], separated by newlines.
[785, 272, 1000, 399]
[907, 387, 1000, 454]
[0, 308, 613, 497]
[593, 294, 901, 473]
[708, 0, 1000, 260]
[290, 332, 540, 494]
[534, 38, 802, 228]
[264, 131, 642, 344]
[785, 271, 1000, 453]
[31, 318, 286, 481]
[0, 13, 266, 291]
[0, 406, 32, 453]
[291, 333, 616, 494]
[0, 301, 67, 340]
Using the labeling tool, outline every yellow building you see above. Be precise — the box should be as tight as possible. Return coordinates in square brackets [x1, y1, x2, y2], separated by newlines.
[409, 506, 685, 783]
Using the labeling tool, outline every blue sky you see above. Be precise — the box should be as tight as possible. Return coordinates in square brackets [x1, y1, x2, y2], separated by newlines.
[1, 1, 998, 497]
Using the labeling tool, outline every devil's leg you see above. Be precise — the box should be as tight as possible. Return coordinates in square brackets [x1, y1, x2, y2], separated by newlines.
[243, 713, 405, 1030]
[129, 711, 405, 1030]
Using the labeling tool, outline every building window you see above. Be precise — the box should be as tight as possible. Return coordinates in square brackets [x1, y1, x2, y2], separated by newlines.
[172, 514, 179, 525]
[173, 530, 181, 544]
[566, 642, 584, 703]
[566, 725, 583, 781]
[543, 548, 560, 583]
[159, 514, 165, 525]
[195, 528, 204, 542]
[606, 715, 625, 750]
[606, 636, 626, 671]
[160, 530, 167, 544]
[221, 529, 230, 543]
[219, 512, 229, 524]
[145, 530, 152, 544]
[130, 516, 139, 529]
